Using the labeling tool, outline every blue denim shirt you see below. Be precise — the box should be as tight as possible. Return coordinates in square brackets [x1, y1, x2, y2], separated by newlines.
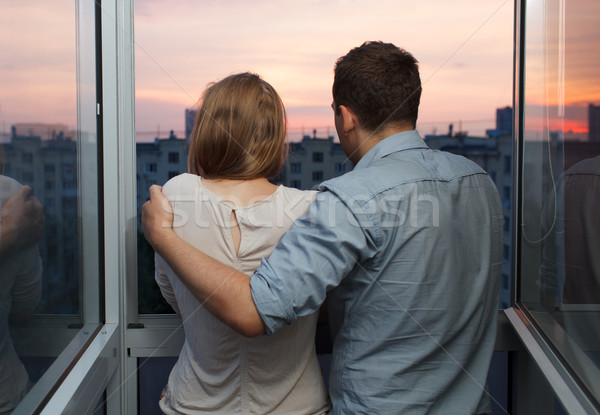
[251, 131, 503, 414]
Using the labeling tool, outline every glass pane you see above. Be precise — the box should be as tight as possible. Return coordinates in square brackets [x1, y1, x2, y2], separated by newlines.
[520, 0, 600, 404]
[0, 0, 100, 411]
[134, 1, 513, 313]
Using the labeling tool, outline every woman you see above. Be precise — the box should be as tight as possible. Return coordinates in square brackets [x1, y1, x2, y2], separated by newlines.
[0, 176, 43, 414]
[155, 73, 330, 414]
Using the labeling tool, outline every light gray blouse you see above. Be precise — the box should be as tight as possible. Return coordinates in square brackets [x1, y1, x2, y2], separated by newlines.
[155, 173, 330, 415]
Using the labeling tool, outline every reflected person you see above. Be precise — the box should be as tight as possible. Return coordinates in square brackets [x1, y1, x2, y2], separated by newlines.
[0, 178, 44, 414]
[539, 154, 600, 372]
[540, 155, 600, 307]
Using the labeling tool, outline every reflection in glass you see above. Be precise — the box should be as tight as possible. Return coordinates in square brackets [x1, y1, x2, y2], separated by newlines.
[0, 176, 44, 413]
[0, 0, 98, 410]
[520, 0, 600, 404]
[1, 132, 80, 314]
[540, 155, 600, 305]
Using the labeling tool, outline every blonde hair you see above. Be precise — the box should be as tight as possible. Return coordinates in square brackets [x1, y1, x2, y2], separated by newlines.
[188, 73, 287, 179]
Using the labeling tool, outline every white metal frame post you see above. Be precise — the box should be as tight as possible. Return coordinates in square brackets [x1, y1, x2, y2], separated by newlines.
[37, 0, 137, 412]
[78, 0, 101, 326]
[12, 0, 107, 412]
[102, 0, 137, 412]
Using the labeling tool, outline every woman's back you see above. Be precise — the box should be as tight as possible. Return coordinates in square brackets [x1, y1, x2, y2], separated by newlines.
[155, 173, 330, 414]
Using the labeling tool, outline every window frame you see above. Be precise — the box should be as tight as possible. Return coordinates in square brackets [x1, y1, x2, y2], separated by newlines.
[11, 0, 107, 412]
[507, 1, 600, 414]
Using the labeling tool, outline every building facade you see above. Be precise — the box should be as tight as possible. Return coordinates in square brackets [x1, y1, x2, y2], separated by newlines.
[2, 128, 79, 314]
[136, 132, 189, 216]
[275, 131, 354, 190]
[589, 103, 600, 142]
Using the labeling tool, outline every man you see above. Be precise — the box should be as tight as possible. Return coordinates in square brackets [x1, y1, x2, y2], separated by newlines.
[143, 41, 503, 414]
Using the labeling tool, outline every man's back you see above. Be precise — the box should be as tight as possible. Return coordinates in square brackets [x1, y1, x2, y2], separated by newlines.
[252, 131, 503, 414]
[324, 132, 503, 413]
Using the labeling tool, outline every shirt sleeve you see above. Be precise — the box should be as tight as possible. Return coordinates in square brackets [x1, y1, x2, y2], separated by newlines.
[155, 253, 181, 315]
[250, 187, 379, 335]
[10, 246, 43, 320]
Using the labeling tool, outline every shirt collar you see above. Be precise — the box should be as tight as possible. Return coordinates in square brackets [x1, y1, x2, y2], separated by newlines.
[354, 130, 428, 170]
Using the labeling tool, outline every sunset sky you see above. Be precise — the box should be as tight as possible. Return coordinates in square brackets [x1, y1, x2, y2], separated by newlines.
[133, 0, 514, 141]
[2, 0, 597, 143]
[522, 0, 600, 136]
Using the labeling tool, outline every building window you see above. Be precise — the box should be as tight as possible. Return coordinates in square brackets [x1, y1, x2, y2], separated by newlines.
[62, 163, 75, 178]
[168, 171, 179, 179]
[503, 155, 511, 174]
[146, 162, 157, 173]
[22, 171, 34, 182]
[61, 162, 77, 190]
[45, 180, 54, 190]
[45, 197, 55, 209]
[312, 171, 323, 181]
[312, 152, 323, 162]
[168, 152, 179, 163]
[503, 244, 509, 260]
[44, 163, 56, 174]
[335, 162, 346, 175]
[22, 152, 33, 163]
[501, 273, 509, 290]
[63, 179, 77, 189]
[290, 162, 301, 174]
[62, 195, 77, 214]
[290, 180, 302, 189]
[489, 171, 497, 183]
[504, 216, 510, 233]
[503, 185, 510, 201]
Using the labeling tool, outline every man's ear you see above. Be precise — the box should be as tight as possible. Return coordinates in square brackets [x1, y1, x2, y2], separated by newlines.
[339, 105, 357, 135]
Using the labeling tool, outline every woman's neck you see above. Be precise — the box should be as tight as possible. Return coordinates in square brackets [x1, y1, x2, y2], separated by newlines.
[200, 177, 278, 207]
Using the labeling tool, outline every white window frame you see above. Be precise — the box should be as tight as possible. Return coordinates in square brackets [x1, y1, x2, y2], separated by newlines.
[14, 0, 137, 413]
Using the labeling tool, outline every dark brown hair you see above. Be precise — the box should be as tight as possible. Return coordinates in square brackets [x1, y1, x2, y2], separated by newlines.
[332, 41, 422, 132]
[188, 73, 287, 179]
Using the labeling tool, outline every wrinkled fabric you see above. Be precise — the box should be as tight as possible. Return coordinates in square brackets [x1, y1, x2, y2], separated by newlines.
[252, 131, 503, 414]
[156, 174, 330, 415]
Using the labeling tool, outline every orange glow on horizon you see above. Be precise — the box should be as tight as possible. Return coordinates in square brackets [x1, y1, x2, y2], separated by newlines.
[562, 119, 588, 134]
